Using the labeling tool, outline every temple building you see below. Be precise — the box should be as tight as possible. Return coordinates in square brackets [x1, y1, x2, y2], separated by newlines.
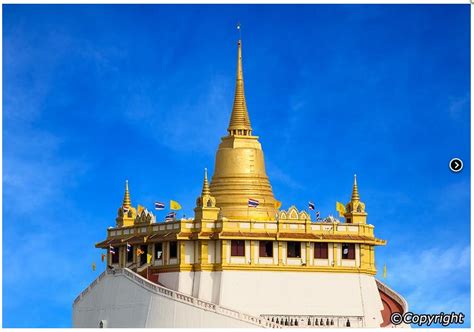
[73, 39, 408, 328]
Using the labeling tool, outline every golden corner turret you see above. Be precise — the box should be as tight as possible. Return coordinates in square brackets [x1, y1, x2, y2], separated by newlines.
[115, 180, 137, 227]
[344, 175, 367, 224]
[194, 168, 220, 222]
[210, 39, 278, 221]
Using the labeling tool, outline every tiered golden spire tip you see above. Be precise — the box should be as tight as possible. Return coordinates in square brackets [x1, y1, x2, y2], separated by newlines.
[202, 168, 211, 196]
[351, 174, 360, 201]
[123, 180, 131, 208]
[227, 39, 252, 136]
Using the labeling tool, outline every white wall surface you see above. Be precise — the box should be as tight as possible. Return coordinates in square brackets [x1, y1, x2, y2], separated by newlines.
[218, 271, 384, 327]
[73, 272, 259, 328]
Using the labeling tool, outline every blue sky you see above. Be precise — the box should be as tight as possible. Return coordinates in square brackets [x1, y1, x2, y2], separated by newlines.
[3, 4, 470, 328]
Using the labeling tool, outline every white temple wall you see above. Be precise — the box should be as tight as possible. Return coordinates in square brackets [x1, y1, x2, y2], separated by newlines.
[218, 271, 383, 327]
[208, 241, 215, 263]
[195, 271, 222, 303]
[273, 242, 278, 264]
[73, 272, 257, 328]
[282, 243, 287, 264]
[158, 272, 179, 291]
[184, 241, 194, 264]
[215, 240, 221, 263]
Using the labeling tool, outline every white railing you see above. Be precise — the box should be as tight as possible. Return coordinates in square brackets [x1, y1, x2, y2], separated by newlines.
[73, 270, 107, 306]
[97, 268, 282, 328]
[260, 314, 364, 328]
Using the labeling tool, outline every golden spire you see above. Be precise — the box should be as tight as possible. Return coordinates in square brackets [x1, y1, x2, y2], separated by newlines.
[202, 168, 211, 196]
[351, 174, 360, 201]
[123, 180, 131, 208]
[227, 39, 252, 136]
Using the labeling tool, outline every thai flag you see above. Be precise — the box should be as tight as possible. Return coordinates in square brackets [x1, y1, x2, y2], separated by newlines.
[109, 245, 116, 255]
[154, 201, 165, 210]
[309, 201, 315, 210]
[165, 211, 176, 222]
[126, 243, 131, 252]
[248, 198, 259, 207]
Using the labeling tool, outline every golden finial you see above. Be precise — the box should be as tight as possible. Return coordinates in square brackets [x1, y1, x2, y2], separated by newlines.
[351, 174, 360, 201]
[227, 32, 252, 136]
[123, 180, 131, 208]
[202, 168, 211, 196]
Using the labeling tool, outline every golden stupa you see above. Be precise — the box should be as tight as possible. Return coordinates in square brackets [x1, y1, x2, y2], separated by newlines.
[210, 40, 278, 221]
[84, 36, 409, 330]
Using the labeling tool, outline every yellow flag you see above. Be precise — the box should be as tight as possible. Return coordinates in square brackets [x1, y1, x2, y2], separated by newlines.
[383, 264, 387, 279]
[137, 204, 145, 214]
[274, 200, 282, 209]
[147, 253, 152, 264]
[170, 200, 182, 210]
[336, 201, 346, 217]
[92, 262, 96, 271]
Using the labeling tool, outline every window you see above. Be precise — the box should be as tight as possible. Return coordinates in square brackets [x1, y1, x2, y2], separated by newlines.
[127, 245, 134, 262]
[111, 248, 119, 264]
[231, 240, 245, 256]
[342, 243, 355, 259]
[346, 218, 352, 224]
[139, 245, 148, 265]
[314, 243, 328, 259]
[259, 241, 273, 257]
[287, 242, 301, 258]
[169, 241, 178, 259]
[155, 243, 163, 260]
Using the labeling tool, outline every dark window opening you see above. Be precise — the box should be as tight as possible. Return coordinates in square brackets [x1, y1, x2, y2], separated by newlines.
[259, 241, 273, 257]
[111, 249, 119, 264]
[140, 245, 148, 265]
[155, 242, 163, 260]
[127, 245, 134, 262]
[231, 240, 245, 256]
[346, 218, 352, 223]
[342, 243, 355, 260]
[314, 243, 328, 259]
[169, 241, 178, 259]
[287, 242, 301, 258]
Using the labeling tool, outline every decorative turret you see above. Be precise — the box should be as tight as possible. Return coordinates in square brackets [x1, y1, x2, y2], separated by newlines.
[196, 168, 216, 208]
[195, 168, 220, 221]
[116, 180, 137, 227]
[210, 39, 278, 221]
[227, 40, 252, 136]
[344, 175, 367, 224]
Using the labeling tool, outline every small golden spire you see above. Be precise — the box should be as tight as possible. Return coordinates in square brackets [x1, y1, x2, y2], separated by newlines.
[202, 168, 211, 196]
[123, 180, 131, 208]
[227, 38, 252, 136]
[351, 174, 360, 201]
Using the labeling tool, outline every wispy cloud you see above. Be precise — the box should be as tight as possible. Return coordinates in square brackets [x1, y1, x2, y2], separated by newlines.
[266, 160, 304, 191]
[120, 74, 231, 155]
[448, 94, 469, 119]
[384, 244, 470, 327]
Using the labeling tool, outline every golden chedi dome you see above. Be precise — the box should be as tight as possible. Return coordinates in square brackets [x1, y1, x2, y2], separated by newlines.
[209, 40, 278, 221]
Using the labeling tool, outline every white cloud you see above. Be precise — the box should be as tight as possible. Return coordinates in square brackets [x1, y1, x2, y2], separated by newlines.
[121, 74, 230, 155]
[385, 244, 470, 326]
[266, 161, 304, 191]
[448, 94, 469, 119]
